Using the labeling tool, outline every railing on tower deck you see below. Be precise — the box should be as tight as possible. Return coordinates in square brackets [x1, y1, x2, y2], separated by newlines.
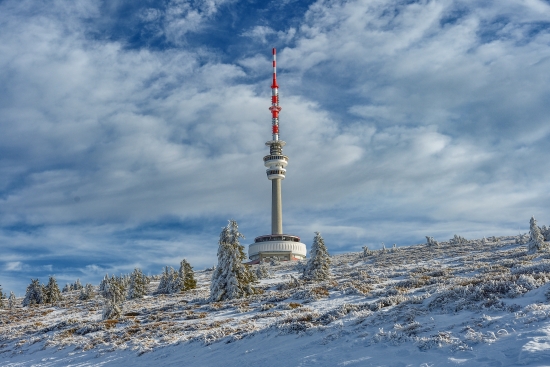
[254, 234, 301, 243]
[263, 155, 288, 163]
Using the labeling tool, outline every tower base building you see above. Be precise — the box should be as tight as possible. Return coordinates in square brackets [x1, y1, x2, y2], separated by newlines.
[248, 48, 307, 263]
[249, 235, 307, 263]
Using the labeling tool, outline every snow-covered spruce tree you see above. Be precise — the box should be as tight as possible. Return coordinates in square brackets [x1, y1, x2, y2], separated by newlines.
[156, 266, 180, 294]
[528, 216, 548, 254]
[210, 220, 256, 302]
[302, 232, 331, 281]
[8, 291, 16, 309]
[101, 276, 125, 320]
[179, 259, 197, 291]
[156, 267, 170, 294]
[127, 268, 147, 299]
[118, 274, 130, 290]
[168, 274, 183, 294]
[43, 276, 61, 304]
[22, 279, 44, 307]
[62, 283, 70, 293]
[73, 278, 83, 291]
[99, 274, 109, 294]
[79, 283, 95, 300]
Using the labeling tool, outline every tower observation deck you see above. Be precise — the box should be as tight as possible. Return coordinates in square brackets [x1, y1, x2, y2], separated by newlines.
[248, 48, 307, 263]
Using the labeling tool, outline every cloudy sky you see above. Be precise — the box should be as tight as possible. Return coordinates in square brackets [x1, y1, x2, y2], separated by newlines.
[1, 0, 549, 294]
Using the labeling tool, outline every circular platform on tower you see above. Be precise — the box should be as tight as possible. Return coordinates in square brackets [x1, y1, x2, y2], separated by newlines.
[248, 234, 307, 263]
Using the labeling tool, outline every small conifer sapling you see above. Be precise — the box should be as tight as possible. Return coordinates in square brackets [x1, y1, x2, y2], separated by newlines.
[43, 276, 61, 304]
[255, 262, 271, 279]
[128, 268, 147, 299]
[179, 259, 197, 291]
[101, 275, 125, 320]
[156, 266, 180, 294]
[8, 291, 16, 309]
[528, 216, 548, 253]
[79, 283, 95, 300]
[0, 285, 5, 308]
[23, 279, 44, 307]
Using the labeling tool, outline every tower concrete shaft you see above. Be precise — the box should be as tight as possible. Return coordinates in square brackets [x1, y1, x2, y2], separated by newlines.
[272, 179, 282, 234]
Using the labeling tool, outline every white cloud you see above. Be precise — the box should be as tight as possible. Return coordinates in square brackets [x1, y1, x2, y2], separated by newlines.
[242, 26, 276, 44]
[5, 262, 23, 271]
[241, 26, 297, 45]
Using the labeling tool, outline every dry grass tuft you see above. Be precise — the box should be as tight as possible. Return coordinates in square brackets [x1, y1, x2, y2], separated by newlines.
[104, 320, 119, 329]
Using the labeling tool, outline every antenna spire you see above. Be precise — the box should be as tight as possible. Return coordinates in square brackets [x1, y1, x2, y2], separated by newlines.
[269, 48, 282, 141]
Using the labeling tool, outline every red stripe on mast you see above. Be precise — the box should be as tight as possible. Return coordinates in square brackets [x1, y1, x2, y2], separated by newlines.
[271, 48, 278, 89]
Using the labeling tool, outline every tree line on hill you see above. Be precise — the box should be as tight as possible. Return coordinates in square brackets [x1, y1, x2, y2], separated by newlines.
[2, 219, 332, 322]
[3, 257, 197, 320]
[23, 215, 550, 317]
[421, 216, 549, 255]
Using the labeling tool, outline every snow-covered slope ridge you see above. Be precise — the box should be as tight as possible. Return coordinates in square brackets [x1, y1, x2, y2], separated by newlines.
[3, 235, 550, 366]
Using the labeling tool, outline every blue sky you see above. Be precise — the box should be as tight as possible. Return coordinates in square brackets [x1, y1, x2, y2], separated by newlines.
[1, 0, 550, 294]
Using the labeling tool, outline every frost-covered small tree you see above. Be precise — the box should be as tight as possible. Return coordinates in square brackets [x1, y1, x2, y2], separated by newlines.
[179, 259, 197, 291]
[156, 266, 180, 294]
[79, 283, 95, 301]
[362, 246, 372, 257]
[210, 220, 256, 301]
[22, 279, 44, 307]
[43, 276, 61, 304]
[450, 234, 467, 245]
[8, 291, 16, 309]
[528, 216, 548, 254]
[73, 278, 83, 291]
[168, 274, 183, 294]
[541, 225, 550, 242]
[101, 276, 125, 320]
[118, 274, 130, 290]
[99, 274, 109, 294]
[128, 268, 147, 299]
[156, 267, 170, 294]
[0, 286, 5, 308]
[426, 236, 439, 247]
[302, 232, 331, 281]
[255, 262, 271, 279]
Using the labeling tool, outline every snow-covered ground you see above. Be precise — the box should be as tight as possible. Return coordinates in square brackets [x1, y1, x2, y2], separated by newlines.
[3, 235, 550, 366]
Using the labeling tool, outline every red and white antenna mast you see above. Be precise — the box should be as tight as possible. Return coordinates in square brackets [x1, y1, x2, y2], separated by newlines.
[264, 47, 287, 235]
[269, 48, 282, 141]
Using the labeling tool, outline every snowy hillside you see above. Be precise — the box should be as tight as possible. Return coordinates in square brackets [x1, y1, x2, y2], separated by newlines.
[3, 235, 550, 366]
